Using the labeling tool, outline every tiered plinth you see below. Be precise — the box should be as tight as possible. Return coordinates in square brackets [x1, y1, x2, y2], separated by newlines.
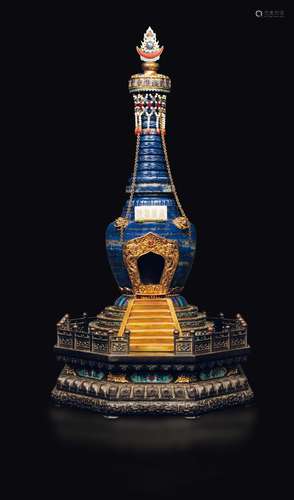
[51, 296, 253, 416]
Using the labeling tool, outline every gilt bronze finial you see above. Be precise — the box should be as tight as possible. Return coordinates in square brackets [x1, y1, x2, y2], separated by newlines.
[136, 27, 164, 62]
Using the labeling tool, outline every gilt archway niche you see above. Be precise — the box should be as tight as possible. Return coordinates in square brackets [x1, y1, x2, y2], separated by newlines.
[123, 232, 179, 295]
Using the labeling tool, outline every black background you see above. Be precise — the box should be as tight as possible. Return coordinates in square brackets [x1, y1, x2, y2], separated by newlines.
[18, 4, 290, 499]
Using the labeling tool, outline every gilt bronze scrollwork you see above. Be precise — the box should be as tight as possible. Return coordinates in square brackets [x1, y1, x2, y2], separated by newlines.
[123, 232, 179, 295]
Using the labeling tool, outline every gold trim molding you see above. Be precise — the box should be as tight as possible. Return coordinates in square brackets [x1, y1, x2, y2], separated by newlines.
[123, 232, 179, 295]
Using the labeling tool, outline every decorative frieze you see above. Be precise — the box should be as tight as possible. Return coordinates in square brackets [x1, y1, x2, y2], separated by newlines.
[132, 93, 167, 134]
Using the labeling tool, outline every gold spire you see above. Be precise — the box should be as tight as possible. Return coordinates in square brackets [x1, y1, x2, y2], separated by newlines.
[136, 27, 164, 62]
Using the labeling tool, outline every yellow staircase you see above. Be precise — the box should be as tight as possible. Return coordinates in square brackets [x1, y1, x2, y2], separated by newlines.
[118, 298, 181, 353]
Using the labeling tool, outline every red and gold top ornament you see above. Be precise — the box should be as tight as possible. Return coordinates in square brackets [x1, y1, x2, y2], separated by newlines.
[136, 26, 164, 61]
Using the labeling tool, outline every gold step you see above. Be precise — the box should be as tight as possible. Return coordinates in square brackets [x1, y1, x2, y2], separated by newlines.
[129, 311, 171, 317]
[130, 333, 173, 339]
[131, 309, 170, 315]
[130, 336, 174, 346]
[132, 305, 169, 310]
[128, 318, 172, 323]
[127, 322, 174, 330]
[130, 325, 174, 335]
[130, 337, 173, 344]
[130, 344, 174, 352]
[128, 352, 174, 357]
[134, 299, 167, 303]
[129, 312, 172, 321]
[130, 334, 173, 339]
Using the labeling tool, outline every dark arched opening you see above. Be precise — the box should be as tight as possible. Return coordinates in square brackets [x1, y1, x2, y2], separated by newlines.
[137, 252, 165, 285]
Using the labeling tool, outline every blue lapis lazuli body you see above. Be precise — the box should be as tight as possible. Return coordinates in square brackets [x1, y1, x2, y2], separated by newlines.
[105, 112, 196, 293]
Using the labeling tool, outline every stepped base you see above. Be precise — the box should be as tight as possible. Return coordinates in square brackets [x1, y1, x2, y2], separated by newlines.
[51, 364, 254, 416]
[53, 295, 253, 416]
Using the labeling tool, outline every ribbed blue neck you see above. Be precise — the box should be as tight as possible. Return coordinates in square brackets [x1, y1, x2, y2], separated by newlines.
[126, 114, 172, 196]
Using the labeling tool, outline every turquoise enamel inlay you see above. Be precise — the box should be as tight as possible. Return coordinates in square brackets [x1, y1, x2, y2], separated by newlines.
[114, 295, 129, 308]
[76, 368, 105, 380]
[171, 295, 188, 307]
[199, 367, 227, 381]
[129, 373, 174, 383]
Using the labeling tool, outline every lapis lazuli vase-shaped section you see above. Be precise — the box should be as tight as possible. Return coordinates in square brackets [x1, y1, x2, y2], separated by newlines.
[105, 92, 196, 294]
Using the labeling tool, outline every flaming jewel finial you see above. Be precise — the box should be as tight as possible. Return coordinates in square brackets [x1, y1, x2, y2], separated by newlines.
[136, 27, 164, 62]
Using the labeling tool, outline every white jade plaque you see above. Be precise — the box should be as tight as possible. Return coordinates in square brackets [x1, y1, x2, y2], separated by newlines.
[134, 205, 167, 222]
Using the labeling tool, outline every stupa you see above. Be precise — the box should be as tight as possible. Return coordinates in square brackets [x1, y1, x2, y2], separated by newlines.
[51, 28, 254, 416]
